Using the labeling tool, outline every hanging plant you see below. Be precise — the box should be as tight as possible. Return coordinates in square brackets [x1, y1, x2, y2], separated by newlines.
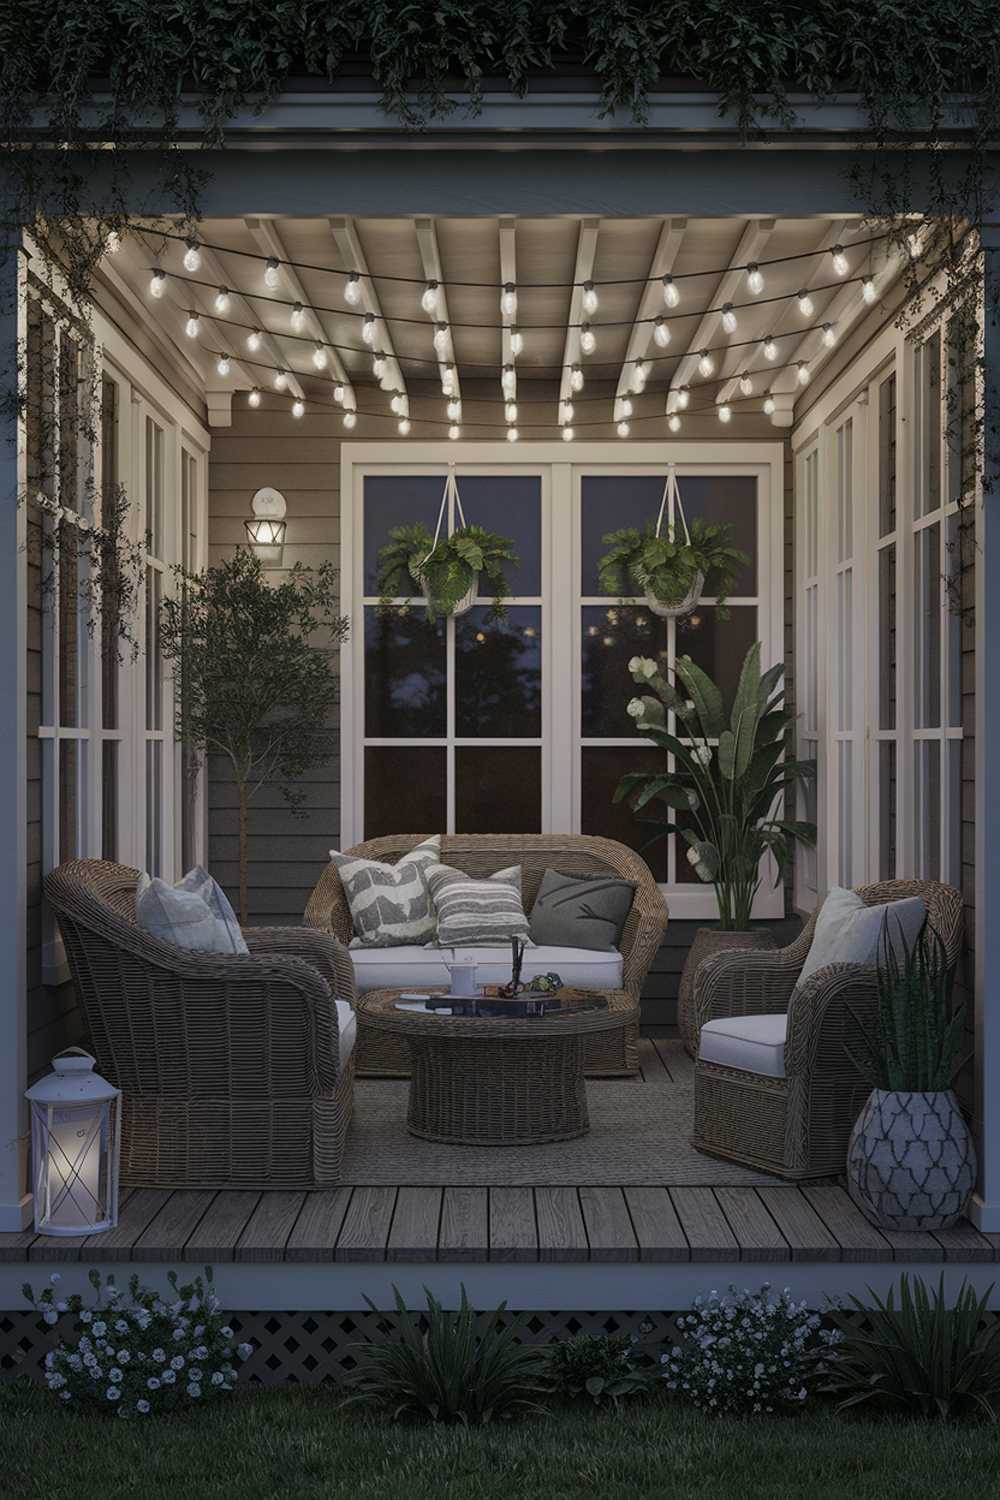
[376, 521, 519, 621]
[598, 519, 749, 619]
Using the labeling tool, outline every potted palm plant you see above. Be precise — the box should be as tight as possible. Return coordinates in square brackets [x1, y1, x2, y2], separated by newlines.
[376, 521, 518, 621]
[846, 919, 975, 1231]
[599, 518, 748, 619]
[616, 643, 816, 1054]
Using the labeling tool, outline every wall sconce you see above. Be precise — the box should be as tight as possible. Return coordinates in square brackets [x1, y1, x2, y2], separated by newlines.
[245, 486, 287, 567]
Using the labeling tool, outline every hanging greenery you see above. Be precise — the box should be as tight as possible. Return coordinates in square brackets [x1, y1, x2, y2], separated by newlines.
[598, 519, 749, 618]
[376, 520, 519, 620]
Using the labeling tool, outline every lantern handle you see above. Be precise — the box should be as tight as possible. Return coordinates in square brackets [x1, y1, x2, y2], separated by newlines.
[52, 1047, 97, 1071]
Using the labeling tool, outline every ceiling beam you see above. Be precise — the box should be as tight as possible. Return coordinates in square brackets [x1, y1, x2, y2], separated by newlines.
[329, 215, 405, 413]
[558, 217, 601, 425]
[244, 217, 354, 408]
[613, 217, 687, 420]
[415, 217, 459, 414]
[665, 218, 776, 414]
[498, 216, 517, 413]
[181, 239, 293, 400]
[98, 254, 211, 395]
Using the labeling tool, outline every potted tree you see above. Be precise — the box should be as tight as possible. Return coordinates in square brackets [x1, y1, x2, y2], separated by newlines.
[376, 521, 519, 621]
[846, 920, 975, 1231]
[160, 549, 349, 923]
[599, 517, 748, 619]
[617, 643, 816, 1054]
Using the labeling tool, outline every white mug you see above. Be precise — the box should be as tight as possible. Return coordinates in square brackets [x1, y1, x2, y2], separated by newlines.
[446, 961, 479, 996]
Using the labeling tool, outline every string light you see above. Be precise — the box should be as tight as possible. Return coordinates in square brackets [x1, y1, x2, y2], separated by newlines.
[148, 269, 165, 299]
[446, 398, 462, 421]
[582, 281, 599, 316]
[632, 360, 649, 391]
[580, 323, 596, 355]
[213, 288, 230, 314]
[763, 395, 776, 415]
[504, 401, 518, 422]
[362, 314, 377, 346]
[739, 372, 754, 396]
[797, 361, 811, 385]
[570, 365, 585, 393]
[822, 323, 837, 347]
[332, 383, 346, 404]
[862, 275, 878, 304]
[292, 398, 305, 419]
[247, 387, 261, 408]
[104, 230, 122, 255]
[183, 242, 202, 273]
[312, 344, 328, 369]
[747, 263, 764, 294]
[562, 426, 575, 442]
[662, 275, 679, 308]
[398, 418, 411, 435]
[290, 303, 306, 332]
[343, 410, 357, 429]
[697, 350, 715, 378]
[797, 290, 815, 317]
[831, 245, 849, 276]
[246, 329, 262, 352]
[390, 392, 406, 415]
[449, 423, 461, 440]
[500, 282, 517, 318]
[421, 280, 440, 314]
[510, 327, 525, 357]
[676, 387, 690, 410]
[274, 369, 288, 390]
[668, 413, 682, 433]
[763, 336, 778, 361]
[264, 258, 281, 289]
[372, 351, 387, 380]
[345, 272, 362, 305]
[561, 399, 575, 422]
[184, 312, 200, 339]
[718, 403, 732, 423]
[441, 364, 456, 397]
[216, 355, 231, 376]
[617, 397, 633, 419]
[433, 323, 450, 353]
[721, 304, 738, 334]
[502, 364, 517, 396]
[654, 317, 671, 348]
[617, 420, 630, 438]
[506, 426, 519, 443]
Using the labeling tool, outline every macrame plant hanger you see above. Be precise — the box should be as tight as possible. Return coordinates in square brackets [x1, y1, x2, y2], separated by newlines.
[646, 461, 704, 619]
[419, 464, 477, 616]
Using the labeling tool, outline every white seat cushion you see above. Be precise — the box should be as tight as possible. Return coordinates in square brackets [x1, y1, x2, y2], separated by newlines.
[335, 999, 356, 1065]
[348, 944, 624, 993]
[698, 1013, 788, 1078]
[350, 945, 456, 993]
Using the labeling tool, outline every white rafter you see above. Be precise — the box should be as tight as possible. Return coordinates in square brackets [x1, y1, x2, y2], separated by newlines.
[183, 238, 299, 400]
[558, 217, 601, 425]
[498, 217, 518, 414]
[614, 217, 687, 421]
[244, 217, 354, 409]
[665, 218, 776, 414]
[329, 215, 406, 414]
[100, 253, 212, 393]
[415, 217, 459, 413]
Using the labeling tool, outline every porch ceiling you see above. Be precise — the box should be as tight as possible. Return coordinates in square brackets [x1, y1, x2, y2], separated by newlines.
[99, 213, 902, 435]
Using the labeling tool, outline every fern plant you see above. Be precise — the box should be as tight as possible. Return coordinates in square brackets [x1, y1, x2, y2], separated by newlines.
[347, 1286, 548, 1423]
[851, 918, 963, 1092]
[376, 522, 519, 620]
[598, 519, 749, 616]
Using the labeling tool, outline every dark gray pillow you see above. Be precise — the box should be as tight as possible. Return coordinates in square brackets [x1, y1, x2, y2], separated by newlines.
[528, 869, 636, 952]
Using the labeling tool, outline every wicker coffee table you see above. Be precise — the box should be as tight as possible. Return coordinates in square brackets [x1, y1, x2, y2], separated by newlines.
[358, 988, 627, 1145]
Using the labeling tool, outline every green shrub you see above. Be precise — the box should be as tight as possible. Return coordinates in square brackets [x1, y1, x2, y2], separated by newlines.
[347, 1286, 548, 1423]
[544, 1331, 658, 1407]
[821, 1274, 1000, 1420]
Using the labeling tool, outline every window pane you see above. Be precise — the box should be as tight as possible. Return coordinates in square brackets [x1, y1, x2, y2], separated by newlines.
[919, 331, 941, 516]
[458, 475, 541, 596]
[916, 739, 941, 880]
[581, 605, 665, 737]
[580, 747, 668, 880]
[878, 373, 897, 537]
[365, 747, 445, 838]
[102, 741, 118, 861]
[364, 607, 446, 738]
[59, 740, 79, 864]
[914, 523, 941, 728]
[677, 606, 759, 716]
[455, 748, 541, 833]
[363, 476, 445, 596]
[677, 476, 758, 596]
[456, 607, 541, 737]
[101, 376, 119, 731]
[878, 545, 896, 730]
[879, 741, 897, 881]
[145, 740, 162, 877]
[145, 567, 163, 731]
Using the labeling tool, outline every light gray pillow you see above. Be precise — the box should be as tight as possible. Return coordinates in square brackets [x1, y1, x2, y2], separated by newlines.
[135, 866, 248, 956]
[529, 869, 635, 952]
[332, 836, 441, 948]
[425, 863, 532, 948]
[796, 885, 926, 987]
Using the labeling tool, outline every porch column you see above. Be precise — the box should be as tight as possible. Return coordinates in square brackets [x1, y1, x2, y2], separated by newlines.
[0, 244, 30, 1230]
[975, 226, 1000, 1230]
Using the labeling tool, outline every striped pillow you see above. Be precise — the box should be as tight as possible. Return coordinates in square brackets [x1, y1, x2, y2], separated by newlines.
[425, 863, 532, 948]
[332, 836, 441, 948]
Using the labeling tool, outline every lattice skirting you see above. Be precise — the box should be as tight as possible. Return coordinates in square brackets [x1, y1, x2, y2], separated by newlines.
[1, 1307, 681, 1388]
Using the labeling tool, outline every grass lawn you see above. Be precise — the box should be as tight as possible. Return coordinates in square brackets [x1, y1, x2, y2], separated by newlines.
[2, 1380, 999, 1500]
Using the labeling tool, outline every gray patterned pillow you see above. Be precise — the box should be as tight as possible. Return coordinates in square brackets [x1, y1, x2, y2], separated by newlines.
[332, 836, 441, 948]
[528, 868, 635, 952]
[425, 863, 532, 947]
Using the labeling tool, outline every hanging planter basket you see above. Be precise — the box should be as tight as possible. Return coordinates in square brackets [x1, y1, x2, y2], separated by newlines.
[418, 469, 478, 618]
[644, 466, 704, 620]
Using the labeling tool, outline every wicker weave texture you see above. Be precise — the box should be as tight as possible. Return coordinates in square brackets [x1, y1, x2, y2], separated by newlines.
[691, 880, 965, 1180]
[44, 860, 357, 1189]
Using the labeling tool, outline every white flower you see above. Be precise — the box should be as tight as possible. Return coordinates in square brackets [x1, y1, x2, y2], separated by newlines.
[150, 1348, 166, 1363]
[170, 1354, 185, 1370]
[80, 1310, 92, 1324]
[693, 744, 713, 765]
[219, 1327, 231, 1340]
[187, 1383, 202, 1399]
[137, 1399, 151, 1414]
[189, 1368, 203, 1382]
[92, 1321, 107, 1336]
[237, 1343, 253, 1361]
[43, 1309, 58, 1325]
[109, 1366, 123, 1382]
[192, 1345, 208, 1361]
[172, 1327, 186, 1341]
[117, 1350, 130, 1364]
[161, 1369, 176, 1385]
[49, 1273, 61, 1284]
[59, 1390, 71, 1402]
[114, 1318, 129, 1333]
[147, 1377, 161, 1391]
[46, 1372, 66, 1390]
[211, 1372, 225, 1387]
[686, 846, 700, 866]
[629, 656, 657, 681]
[626, 697, 646, 720]
[106, 1387, 121, 1402]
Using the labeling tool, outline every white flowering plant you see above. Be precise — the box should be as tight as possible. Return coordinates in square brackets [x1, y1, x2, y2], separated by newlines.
[661, 1284, 842, 1417]
[23, 1266, 254, 1418]
[617, 644, 815, 929]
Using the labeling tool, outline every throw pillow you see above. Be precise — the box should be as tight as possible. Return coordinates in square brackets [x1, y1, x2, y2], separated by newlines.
[135, 866, 248, 956]
[425, 863, 532, 947]
[528, 868, 635, 952]
[796, 885, 926, 987]
[332, 836, 441, 948]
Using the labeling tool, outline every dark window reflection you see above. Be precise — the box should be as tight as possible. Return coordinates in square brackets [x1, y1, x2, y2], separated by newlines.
[676, 606, 758, 715]
[363, 476, 444, 595]
[581, 605, 668, 737]
[364, 607, 446, 737]
[678, 477, 757, 595]
[455, 748, 541, 833]
[580, 747, 668, 881]
[458, 476, 542, 596]
[365, 747, 446, 837]
[456, 606, 541, 738]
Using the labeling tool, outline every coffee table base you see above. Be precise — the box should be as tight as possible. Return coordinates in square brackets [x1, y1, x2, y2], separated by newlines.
[405, 1032, 590, 1146]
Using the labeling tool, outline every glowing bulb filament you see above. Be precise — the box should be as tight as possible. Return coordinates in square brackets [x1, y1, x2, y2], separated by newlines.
[668, 413, 681, 433]
[345, 272, 361, 305]
[312, 345, 328, 369]
[290, 303, 306, 332]
[662, 275, 679, 308]
[183, 242, 201, 273]
[216, 355, 231, 377]
[580, 324, 596, 355]
[264, 258, 280, 289]
[506, 426, 519, 443]
[510, 327, 524, 357]
[822, 323, 837, 348]
[862, 275, 878, 304]
[149, 270, 165, 299]
[763, 336, 778, 361]
[449, 424, 461, 440]
[831, 246, 849, 276]
[214, 288, 230, 314]
[562, 426, 575, 442]
[739, 373, 753, 396]
[343, 410, 357, 429]
[362, 314, 376, 346]
[248, 388, 261, 408]
[398, 418, 411, 436]
[581, 280, 598, 316]
[246, 329, 262, 352]
[292, 398, 305, 419]
[433, 323, 450, 354]
[718, 403, 732, 423]
[763, 395, 776, 415]
[504, 401, 518, 423]
[570, 366, 584, 393]
[654, 317, 671, 348]
[274, 370, 288, 390]
[421, 281, 440, 314]
[721, 304, 738, 334]
[797, 362, 811, 386]
[747, 263, 764, 294]
[500, 283, 517, 318]
[676, 387, 690, 410]
[698, 350, 715, 378]
[616, 420, 630, 438]
[797, 291, 814, 317]
[184, 313, 200, 339]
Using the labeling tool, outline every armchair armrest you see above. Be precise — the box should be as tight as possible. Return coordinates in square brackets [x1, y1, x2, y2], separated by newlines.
[784, 962, 879, 1082]
[244, 925, 357, 1006]
[692, 944, 805, 1038]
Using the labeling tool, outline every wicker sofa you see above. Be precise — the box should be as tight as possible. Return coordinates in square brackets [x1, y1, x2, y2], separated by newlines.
[690, 879, 965, 1180]
[45, 859, 356, 1189]
[304, 833, 669, 1077]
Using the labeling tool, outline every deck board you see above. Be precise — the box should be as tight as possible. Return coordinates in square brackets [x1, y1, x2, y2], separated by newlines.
[755, 1187, 841, 1263]
[387, 1187, 442, 1263]
[335, 1187, 396, 1263]
[535, 1187, 589, 1263]
[623, 1186, 689, 1262]
[439, 1187, 489, 1263]
[714, 1187, 789, 1263]
[489, 1187, 538, 1263]
[133, 1191, 217, 1263]
[669, 1187, 739, 1262]
[236, 1192, 307, 1264]
[800, 1184, 893, 1264]
[183, 1192, 260, 1263]
[579, 1187, 638, 1263]
[285, 1188, 353, 1263]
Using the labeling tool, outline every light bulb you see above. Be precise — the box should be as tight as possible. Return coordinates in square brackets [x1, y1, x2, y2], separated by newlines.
[449, 423, 461, 440]
[747, 263, 764, 294]
[362, 314, 376, 346]
[718, 403, 732, 423]
[580, 324, 596, 355]
[291, 303, 305, 332]
[654, 317, 671, 348]
[264, 258, 280, 289]
[183, 242, 201, 273]
[372, 352, 387, 380]
[797, 362, 811, 385]
[721, 304, 738, 334]
[616, 420, 630, 438]
[246, 329, 262, 352]
[631, 360, 648, 392]
[739, 372, 753, 396]
[561, 399, 575, 422]
[214, 288, 230, 314]
[248, 387, 261, 408]
[501, 364, 517, 396]
[763, 395, 776, 415]
[184, 313, 200, 339]
[617, 397, 632, 419]
[510, 327, 524, 357]
[149, 269, 165, 299]
[398, 418, 411, 436]
[333, 383, 345, 404]
[438, 400, 457, 424]
[763, 336, 778, 361]
[433, 323, 450, 354]
[698, 350, 714, 378]
[343, 410, 357, 429]
[831, 246, 849, 276]
[676, 386, 690, 410]
[441, 365, 456, 397]
[504, 401, 518, 423]
[345, 271, 361, 305]
[390, 392, 405, 415]
[582, 280, 598, 315]
[662, 275, 680, 308]
[506, 426, 519, 443]
[570, 366, 584, 393]
[274, 369, 288, 390]
[421, 281, 440, 314]
[668, 413, 682, 433]
[561, 426, 574, 442]
[797, 290, 814, 317]
[500, 282, 517, 318]
[216, 355, 231, 376]
[312, 345, 328, 369]
[292, 398, 305, 419]
[104, 230, 122, 255]
[862, 275, 878, 304]
[822, 323, 837, 348]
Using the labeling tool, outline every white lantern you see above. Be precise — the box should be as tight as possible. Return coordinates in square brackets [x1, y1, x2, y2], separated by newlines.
[26, 1049, 121, 1235]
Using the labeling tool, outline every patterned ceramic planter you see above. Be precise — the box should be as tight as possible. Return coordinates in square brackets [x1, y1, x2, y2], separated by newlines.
[847, 1088, 977, 1231]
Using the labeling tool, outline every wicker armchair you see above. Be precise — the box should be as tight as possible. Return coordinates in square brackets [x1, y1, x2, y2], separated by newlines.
[45, 859, 357, 1189]
[305, 833, 669, 1077]
[691, 880, 965, 1180]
